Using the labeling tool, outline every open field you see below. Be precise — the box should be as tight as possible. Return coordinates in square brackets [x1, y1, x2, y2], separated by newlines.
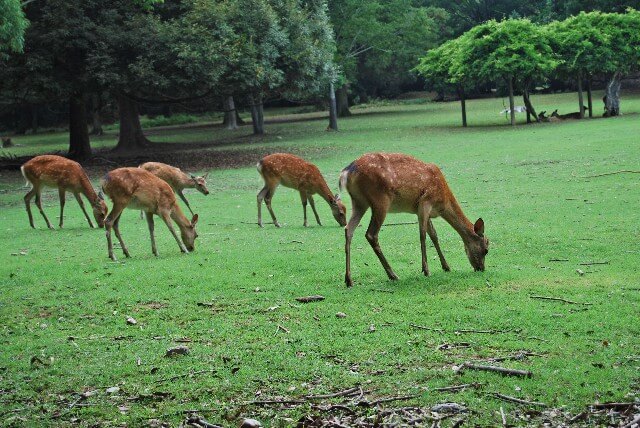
[0, 92, 639, 427]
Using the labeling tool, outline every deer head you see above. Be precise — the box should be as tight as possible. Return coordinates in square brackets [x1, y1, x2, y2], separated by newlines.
[190, 174, 210, 195]
[464, 218, 489, 272]
[331, 194, 347, 227]
[180, 214, 199, 252]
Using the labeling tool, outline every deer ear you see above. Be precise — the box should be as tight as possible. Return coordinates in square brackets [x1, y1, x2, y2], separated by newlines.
[203, 172, 209, 179]
[190, 174, 197, 180]
[191, 214, 199, 226]
[474, 218, 484, 236]
[98, 190, 105, 201]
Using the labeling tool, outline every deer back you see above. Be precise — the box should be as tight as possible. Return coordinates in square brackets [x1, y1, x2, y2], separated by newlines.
[102, 168, 177, 213]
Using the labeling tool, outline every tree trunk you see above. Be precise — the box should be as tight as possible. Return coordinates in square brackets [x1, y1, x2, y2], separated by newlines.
[604, 72, 622, 117]
[586, 79, 593, 118]
[68, 92, 92, 160]
[223, 96, 239, 130]
[522, 82, 539, 123]
[508, 76, 515, 126]
[250, 93, 264, 135]
[457, 86, 467, 127]
[90, 93, 104, 136]
[336, 84, 351, 117]
[577, 72, 585, 119]
[114, 93, 150, 151]
[328, 82, 339, 131]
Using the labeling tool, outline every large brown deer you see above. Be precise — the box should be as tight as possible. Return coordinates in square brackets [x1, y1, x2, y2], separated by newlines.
[340, 153, 489, 287]
[139, 162, 209, 215]
[257, 153, 347, 227]
[100, 167, 199, 261]
[21, 155, 107, 229]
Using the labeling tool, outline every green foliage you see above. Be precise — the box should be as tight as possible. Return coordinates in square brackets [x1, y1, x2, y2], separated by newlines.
[549, 10, 640, 78]
[0, 0, 28, 55]
[138, 113, 198, 128]
[329, 0, 450, 96]
[454, 19, 558, 84]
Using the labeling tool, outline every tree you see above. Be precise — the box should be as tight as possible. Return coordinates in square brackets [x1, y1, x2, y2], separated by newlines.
[415, 38, 472, 126]
[1, 0, 28, 56]
[329, 0, 449, 114]
[453, 19, 558, 125]
[548, 12, 609, 118]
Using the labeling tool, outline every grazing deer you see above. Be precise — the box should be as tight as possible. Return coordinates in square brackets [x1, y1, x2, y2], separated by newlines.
[340, 153, 489, 287]
[20, 155, 107, 229]
[550, 106, 589, 120]
[100, 167, 199, 261]
[139, 162, 209, 216]
[257, 153, 347, 228]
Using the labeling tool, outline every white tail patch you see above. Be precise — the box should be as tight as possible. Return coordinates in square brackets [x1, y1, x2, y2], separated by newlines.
[20, 166, 32, 188]
[339, 168, 350, 193]
[256, 161, 263, 175]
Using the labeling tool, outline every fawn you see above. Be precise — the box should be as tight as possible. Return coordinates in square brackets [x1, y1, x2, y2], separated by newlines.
[21, 155, 107, 229]
[101, 167, 198, 261]
[257, 153, 346, 227]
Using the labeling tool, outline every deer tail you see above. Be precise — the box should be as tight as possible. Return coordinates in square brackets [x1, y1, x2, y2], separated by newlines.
[20, 166, 31, 188]
[339, 162, 355, 193]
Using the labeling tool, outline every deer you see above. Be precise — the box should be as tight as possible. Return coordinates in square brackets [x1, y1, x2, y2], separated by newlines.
[138, 162, 209, 216]
[20, 155, 108, 229]
[100, 167, 199, 261]
[256, 153, 347, 228]
[340, 153, 489, 287]
[550, 106, 589, 120]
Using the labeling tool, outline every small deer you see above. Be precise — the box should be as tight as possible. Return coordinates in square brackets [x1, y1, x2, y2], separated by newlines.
[340, 153, 489, 287]
[550, 106, 589, 120]
[100, 167, 199, 261]
[257, 153, 347, 228]
[21, 155, 107, 229]
[139, 162, 209, 216]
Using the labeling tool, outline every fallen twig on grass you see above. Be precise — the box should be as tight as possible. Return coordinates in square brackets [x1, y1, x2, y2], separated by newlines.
[529, 295, 592, 305]
[621, 414, 640, 428]
[410, 323, 444, 333]
[457, 363, 532, 378]
[246, 398, 306, 406]
[277, 324, 290, 334]
[489, 392, 546, 407]
[500, 406, 507, 427]
[357, 394, 418, 407]
[583, 170, 640, 178]
[305, 387, 360, 400]
[295, 295, 325, 303]
[568, 411, 587, 424]
[381, 221, 418, 227]
[451, 419, 465, 428]
[371, 288, 394, 293]
[185, 415, 224, 428]
[589, 402, 637, 410]
[579, 261, 609, 266]
[549, 258, 570, 262]
[434, 383, 480, 393]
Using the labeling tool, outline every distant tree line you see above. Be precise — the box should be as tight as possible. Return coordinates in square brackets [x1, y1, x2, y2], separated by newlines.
[416, 10, 640, 126]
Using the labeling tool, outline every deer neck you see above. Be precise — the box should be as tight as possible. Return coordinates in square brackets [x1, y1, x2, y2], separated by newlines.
[314, 179, 335, 205]
[441, 196, 476, 244]
[170, 203, 191, 231]
[178, 173, 196, 189]
[79, 175, 101, 207]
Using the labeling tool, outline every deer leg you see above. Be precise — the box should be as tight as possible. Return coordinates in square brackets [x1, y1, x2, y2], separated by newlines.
[300, 191, 309, 227]
[427, 219, 450, 272]
[105, 204, 126, 261]
[365, 205, 398, 281]
[418, 207, 431, 277]
[308, 195, 322, 226]
[24, 187, 36, 228]
[35, 188, 53, 229]
[257, 186, 269, 227]
[74, 193, 95, 228]
[264, 186, 280, 228]
[161, 212, 188, 253]
[145, 212, 158, 256]
[177, 190, 194, 216]
[344, 202, 368, 287]
[58, 188, 66, 228]
[112, 213, 130, 258]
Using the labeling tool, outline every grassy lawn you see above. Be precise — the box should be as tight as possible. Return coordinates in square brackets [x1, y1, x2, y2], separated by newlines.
[0, 92, 639, 427]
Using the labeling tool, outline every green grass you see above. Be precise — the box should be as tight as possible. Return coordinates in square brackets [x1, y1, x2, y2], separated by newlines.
[0, 91, 639, 427]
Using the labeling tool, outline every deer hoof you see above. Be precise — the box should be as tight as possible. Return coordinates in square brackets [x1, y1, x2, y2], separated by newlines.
[422, 269, 430, 277]
[388, 272, 399, 281]
[345, 276, 353, 287]
[274, 222, 281, 228]
[442, 265, 451, 272]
